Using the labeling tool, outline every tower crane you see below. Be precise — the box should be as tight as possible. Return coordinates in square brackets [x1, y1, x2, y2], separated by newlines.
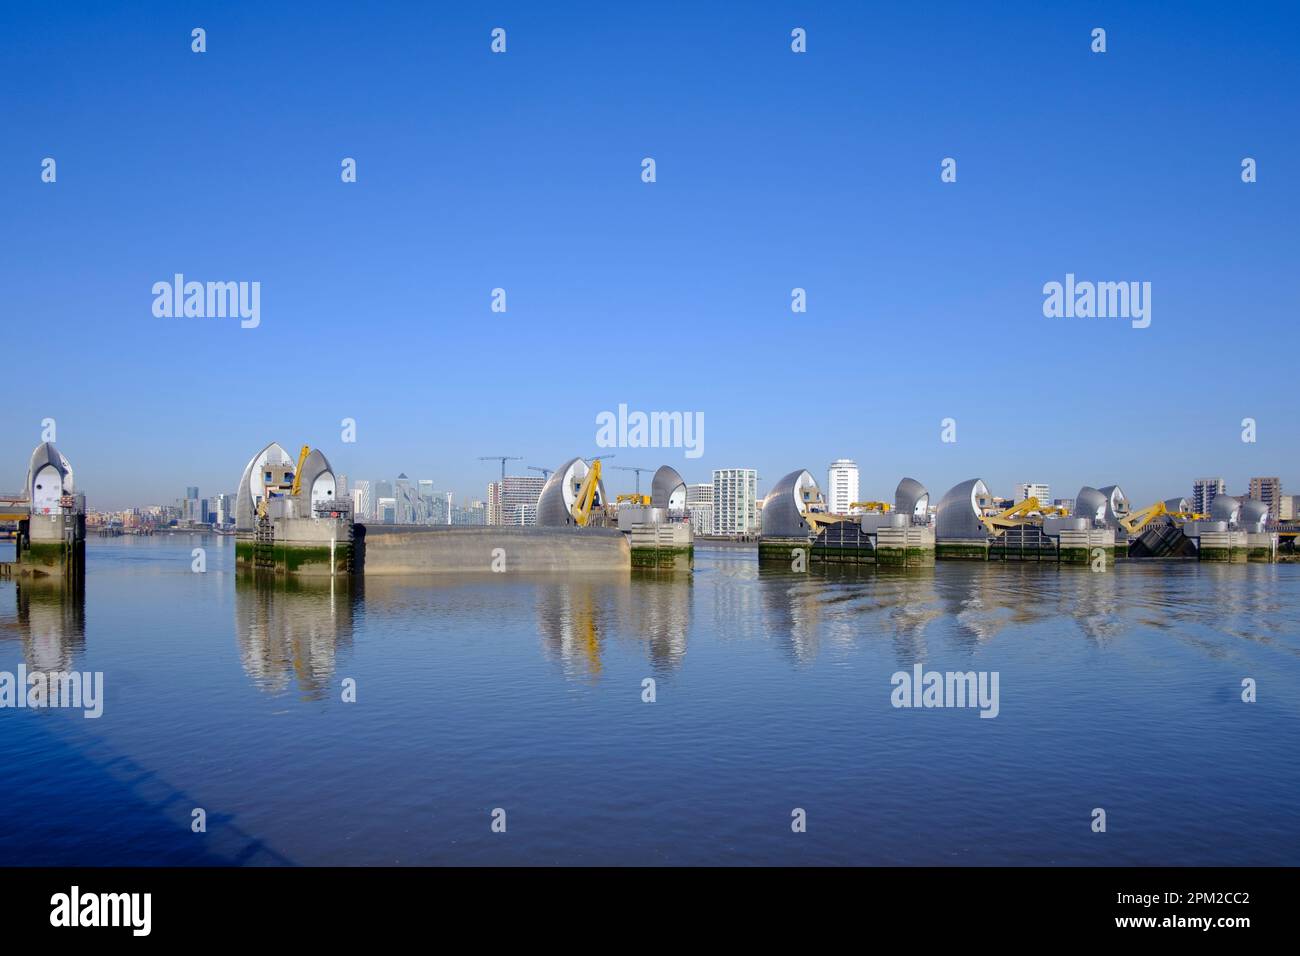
[478, 455, 522, 484]
[612, 465, 653, 496]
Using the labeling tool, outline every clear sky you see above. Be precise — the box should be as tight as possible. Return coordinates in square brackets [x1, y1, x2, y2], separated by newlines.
[2, 1, 1296, 510]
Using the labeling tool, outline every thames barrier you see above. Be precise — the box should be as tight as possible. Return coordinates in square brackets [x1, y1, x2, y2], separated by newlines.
[4, 440, 1293, 581]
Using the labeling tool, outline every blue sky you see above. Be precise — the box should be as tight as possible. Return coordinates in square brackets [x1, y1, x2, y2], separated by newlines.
[2, 1, 1296, 510]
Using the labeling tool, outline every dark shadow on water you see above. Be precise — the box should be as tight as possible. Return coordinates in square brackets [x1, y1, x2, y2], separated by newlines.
[0, 716, 293, 866]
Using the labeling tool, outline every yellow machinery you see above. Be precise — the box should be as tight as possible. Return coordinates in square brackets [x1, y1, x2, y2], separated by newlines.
[1120, 502, 1205, 534]
[978, 497, 1066, 533]
[617, 493, 650, 506]
[850, 501, 891, 512]
[572, 459, 603, 527]
[803, 512, 850, 531]
[288, 445, 311, 497]
[258, 445, 311, 518]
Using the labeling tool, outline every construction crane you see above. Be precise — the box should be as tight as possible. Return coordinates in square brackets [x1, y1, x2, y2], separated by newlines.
[1120, 502, 1206, 534]
[527, 465, 553, 479]
[288, 445, 311, 496]
[479, 455, 523, 484]
[612, 465, 653, 496]
[977, 497, 1065, 533]
[572, 459, 605, 527]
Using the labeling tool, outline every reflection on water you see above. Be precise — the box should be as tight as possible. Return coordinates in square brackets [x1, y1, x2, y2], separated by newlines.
[536, 579, 601, 678]
[626, 569, 691, 673]
[5, 536, 1299, 866]
[757, 567, 827, 665]
[532, 571, 693, 678]
[0, 576, 86, 672]
[233, 574, 356, 699]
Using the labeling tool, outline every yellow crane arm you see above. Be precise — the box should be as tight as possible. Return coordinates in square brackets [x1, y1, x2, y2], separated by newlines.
[804, 512, 853, 531]
[572, 460, 602, 526]
[980, 497, 1050, 533]
[1121, 503, 1207, 534]
[289, 445, 311, 497]
[849, 501, 891, 512]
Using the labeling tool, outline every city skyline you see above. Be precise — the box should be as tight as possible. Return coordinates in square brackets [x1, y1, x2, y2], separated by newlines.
[59, 458, 1297, 521]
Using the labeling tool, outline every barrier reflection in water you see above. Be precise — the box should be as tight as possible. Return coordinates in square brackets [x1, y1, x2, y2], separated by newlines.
[627, 568, 691, 673]
[749, 560, 1152, 665]
[0, 575, 87, 672]
[534, 576, 625, 679]
[532, 570, 692, 678]
[234, 573, 357, 699]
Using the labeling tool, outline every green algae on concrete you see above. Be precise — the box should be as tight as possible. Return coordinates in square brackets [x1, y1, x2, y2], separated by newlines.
[1199, 546, 1247, 563]
[936, 541, 990, 561]
[1058, 546, 1117, 566]
[759, 538, 813, 564]
[875, 545, 935, 567]
[631, 545, 693, 570]
[236, 539, 352, 575]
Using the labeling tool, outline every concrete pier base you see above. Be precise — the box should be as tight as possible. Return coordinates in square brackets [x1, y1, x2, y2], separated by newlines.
[873, 526, 935, 567]
[758, 537, 812, 565]
[1246, 532, 1279, 563]
[357, 525, 630, 574]
[235, 514, 354, 576]
[1196, 530, 1249, 562]
[15, 514, 86, 580]
[628, 523, 693, 571]
[1055, 528, 1117, 566]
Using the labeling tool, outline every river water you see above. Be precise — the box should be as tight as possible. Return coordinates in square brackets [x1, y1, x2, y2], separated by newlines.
[1, 535, 1296, 865]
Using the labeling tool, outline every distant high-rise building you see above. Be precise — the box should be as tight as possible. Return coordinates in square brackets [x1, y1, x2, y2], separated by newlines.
[352, 480, 371, 520]
[1192, 478, 1225, 517]
[337, 474, 349, 497]
[827, 459, 860, 515]
[215, 493, 232, 526]
[487, 476, 545, 526]
[1016, 482, 1051, 504]
[394, 474, 417, 524]
[712, 468, 758, 535]
[416, 479, 437, 524]
[1281, 495, 1298, 521]
[452, 499, 488, 525]
[686, 483, 713, 536]
[377, 496, 396, 524]
[186, 486, 199, 500]
[1248, 477, 1283, 520]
